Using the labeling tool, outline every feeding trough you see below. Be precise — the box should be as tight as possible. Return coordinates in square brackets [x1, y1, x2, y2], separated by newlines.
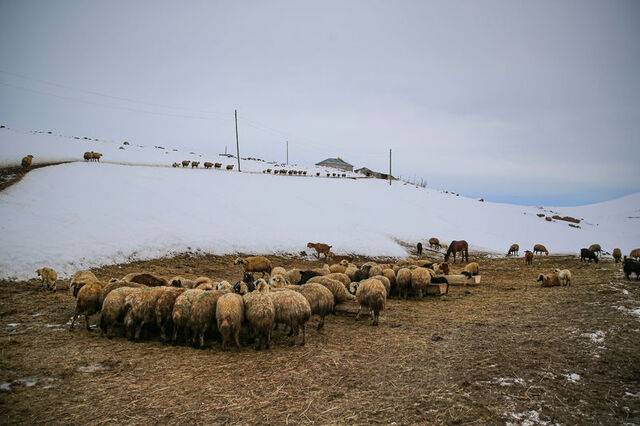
[445, 274, 482, 286]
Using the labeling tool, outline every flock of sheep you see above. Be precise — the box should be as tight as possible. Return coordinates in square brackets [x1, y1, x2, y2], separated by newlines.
[172, 160, 235, 170]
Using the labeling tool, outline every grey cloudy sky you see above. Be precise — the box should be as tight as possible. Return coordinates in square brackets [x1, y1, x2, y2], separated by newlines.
[1, 0, 638, 205]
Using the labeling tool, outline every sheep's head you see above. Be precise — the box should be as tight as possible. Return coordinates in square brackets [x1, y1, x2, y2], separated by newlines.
[36, 268, 43, 277]
[348, 282, 359, 295]
[339, 260, 349, 267]
[170, 277, 183, 287]
[537, 274, 545, 283]
[234, 257, 246, 265]
[269, 275, 287, 288]
[255, 279, 269, 293]
[217, 281, 232, 291]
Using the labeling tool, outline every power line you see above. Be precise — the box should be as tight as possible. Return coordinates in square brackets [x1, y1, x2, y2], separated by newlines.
[0, 68, 231, 117]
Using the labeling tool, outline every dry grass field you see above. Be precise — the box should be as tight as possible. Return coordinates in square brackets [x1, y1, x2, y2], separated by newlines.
[1, 253, 639, 424]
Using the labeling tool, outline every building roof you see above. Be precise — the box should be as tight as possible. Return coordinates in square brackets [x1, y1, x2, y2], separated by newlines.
[315, 157, 353, 167]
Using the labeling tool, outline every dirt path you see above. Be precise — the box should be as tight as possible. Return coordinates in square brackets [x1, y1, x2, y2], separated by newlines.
[0, 254, 639, 424]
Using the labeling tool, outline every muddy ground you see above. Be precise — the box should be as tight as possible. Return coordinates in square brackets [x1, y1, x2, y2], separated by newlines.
[1, 253, 639, 425]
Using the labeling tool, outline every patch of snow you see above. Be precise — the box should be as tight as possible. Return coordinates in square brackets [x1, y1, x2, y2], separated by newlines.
[77, 363, 110, 373]
[564, 373, 581, 383]
[505, 410, 551, 426]
[6, 323, 18, 328]
[0, 382, 11, 392]
[494, 377, 526, 387]
[581, 330, 605, 344]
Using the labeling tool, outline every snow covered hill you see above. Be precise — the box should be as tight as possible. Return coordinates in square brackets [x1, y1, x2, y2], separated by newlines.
[0, 127, 638, 280]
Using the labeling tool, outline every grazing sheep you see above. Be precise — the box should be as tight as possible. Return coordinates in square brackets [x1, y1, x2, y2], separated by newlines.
[83, 151, 93, 161]
[286, 268, 322, 285]
[537, 273, 561, 287]
[630, 249, 640, 260]
[155, 287, 185, 343]
[195, 282, 214, 290]
[314, 264, 331, 276]
[98, 280, 145, 306]
[370, 275, 391, 295]
[623, 256, 640, 280]
[352, 264, 372, 282]
[189, 290, 228, 348]
[580, 248, 599, 263]
[410, 267, 432, 298]
[233, 273, 256, 295]
[226, 164, 234, 170]
[416, 242, 423, 256]
[214, 162, 222, 168]
[324, 272, 350, 288]
[269, 289, 312, 345]
[216, 281, 232, 291]
[191, 161, 200, 168]
[350, 278, 386, 326]
[234, 256, 272, 277]
[613, 248, 622, 263]
[533, 244, 549, 255]
[91, 152, 103, 162]
[36, 267, 57, 291]
[204, 162, 213, 169]
[368, 264, 383, 278]
[169, 276, 197, 289]
[433, 263, 449, 276]
[182, 160, 190, 167]
[172, 289, 205, 344]
[307, 242, 332, 259]
[70, 281, 106, 331]
[588, 244, 602, 255]
[428, 237, 440, 249]
[243, 279, 275, 350]
[69, 270, 99, 298]
[123, 287, 171, 341]
[289, 283, 334, 330]
[329, 262, 347, 274]
[345, 264, 359, 281]
[381, 268, 396, 287]
[269, 274, 289, 288]
[195, 276, 213, 286]
[307, 276, 355, 303]
[21, 155, 34, 168]
[123, 272, 168, 287]
[524, 250, 534, 265]
[507, 244, 519, 256]
[554, 269, 572, 287]
[216, 293, 245, 350]
[461, 262, 480, 278]
[99, 286, 143, 337]
[271, 266, 287, 277]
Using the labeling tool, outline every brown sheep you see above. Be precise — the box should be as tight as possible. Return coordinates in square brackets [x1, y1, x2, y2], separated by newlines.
[524, 250, 533, 265]
[269, 289, 312, 345]
[307, 276, 355, 304]
[289, 283, 334, 330]
[70, 270, 99, 298]
[307, 242, 332, 259]
[533, 244, 549, 255]
[122, 272, 168, 287]
[91, 152, 103, 162]
[226, 164, 234, 170]
[396, 268, 412, 299]
[370, 275, 391, 295]
[433, 263, 450, 276]
[21, 155, 34, 168]
[613, 248, 622, 263]
[123, 287, 171, 341]
[271, 266, 287, 277]
[155, 287, 185, 343]
[410, 267, 432, 298]
[368, 264, 383, 278]
[329, 262, 347, 274]
[507, 244, 519, 256]
[352, 278, 386, 326]
[234, 256, 272, 277]
[189, 290, 228, 348]
[243, 279, 275, 350]
[36, 267, 57, 291]
[630, 248, 640, 260]
[269, 274, 289, 288]
[98, 280, 145, 306]
[172, 289, 205, 344]
[324, 272, 350, 288]
[169, 276, 197, 289]
[216, 292, 245, 350]
[537, 273, 561, 287]
[191, 161, 200, 168]
[83, 151, 93, 161]
[70, 280, 106, 331]
[204, 162, 213, 169]
[181, 160, 190, 167]
[461, 262, 480, 278]
[214, 162, 222, 168]
[381, 268, 396, 287]
[99, 286, 143, 337]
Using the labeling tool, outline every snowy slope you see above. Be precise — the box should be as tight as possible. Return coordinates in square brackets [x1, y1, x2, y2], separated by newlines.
[0, 160, 638, 280]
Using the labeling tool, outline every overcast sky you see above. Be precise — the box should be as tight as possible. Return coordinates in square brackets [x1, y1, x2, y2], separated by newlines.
[1, 0, 638, 205]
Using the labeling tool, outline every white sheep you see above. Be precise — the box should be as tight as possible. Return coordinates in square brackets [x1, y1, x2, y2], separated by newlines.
[553, 269, 572, 287]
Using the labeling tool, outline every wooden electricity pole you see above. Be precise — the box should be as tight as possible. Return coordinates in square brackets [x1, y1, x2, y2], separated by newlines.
[234, 109, 241, 172]
[389, 149, 392, 186]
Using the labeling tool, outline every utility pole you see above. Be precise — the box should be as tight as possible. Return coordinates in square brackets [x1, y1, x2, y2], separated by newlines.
[234, 109, 241, 172]
[286, 140, 289, 165]
[389, 149, 392, 186]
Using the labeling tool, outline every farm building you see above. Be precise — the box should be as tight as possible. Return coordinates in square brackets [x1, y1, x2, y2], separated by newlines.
[315, 157, 353, 172]
[355, 167, 396, 180]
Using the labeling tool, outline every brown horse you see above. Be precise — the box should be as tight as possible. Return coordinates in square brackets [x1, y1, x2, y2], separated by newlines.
[444, 240, 468, 263]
